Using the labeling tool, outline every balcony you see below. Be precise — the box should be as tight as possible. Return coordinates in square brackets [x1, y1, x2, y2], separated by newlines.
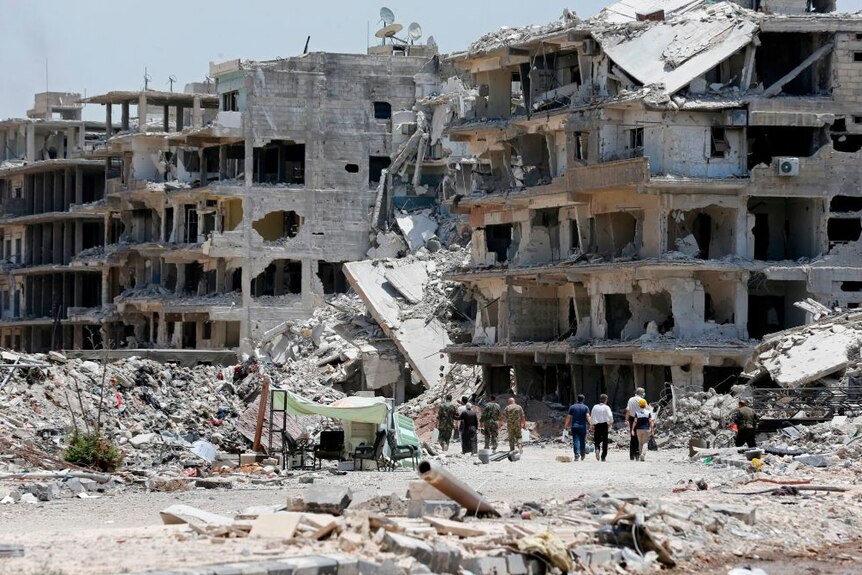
[566, 157, 649, 196]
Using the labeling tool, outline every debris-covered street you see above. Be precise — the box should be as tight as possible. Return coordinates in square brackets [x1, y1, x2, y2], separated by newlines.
[3, 0, 862, 573]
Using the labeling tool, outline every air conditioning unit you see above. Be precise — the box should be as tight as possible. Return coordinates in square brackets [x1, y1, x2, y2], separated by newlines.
[777, 157, 800, 176]
[581, 39, 599, 56]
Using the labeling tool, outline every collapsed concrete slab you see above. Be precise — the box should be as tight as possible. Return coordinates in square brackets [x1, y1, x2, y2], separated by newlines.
[344, 259, 452, 389]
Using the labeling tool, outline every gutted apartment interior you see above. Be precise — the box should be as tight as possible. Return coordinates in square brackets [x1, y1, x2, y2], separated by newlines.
[445, 0, 862, 404]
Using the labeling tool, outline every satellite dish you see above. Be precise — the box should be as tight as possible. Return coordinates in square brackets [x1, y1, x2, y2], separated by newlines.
[380, 7, 395, 25]
[427, 35, 437, 49]
[375, 23, 403, 39]
[408, 22, 423, 42]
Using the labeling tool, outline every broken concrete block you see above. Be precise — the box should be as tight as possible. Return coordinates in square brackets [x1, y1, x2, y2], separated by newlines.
[19, 493, 38, 504]
[506, 554, 529, 575]
[396, 212, 438, 253]
[708, 504, 756, 525]
[794, 454, 834, 467]
[249, 512, 303, 539]
[159, 504, 234, 526]
[63, 478, 86, 495]
[145, 476, 193, 492]
[129, 433, 157, 448]
[382, 532, 460, 574]
[194, 477, 233, 489]
[574, 545, 623, 567]
[287, 486, 352, 515]
[407, 499, 461, 519]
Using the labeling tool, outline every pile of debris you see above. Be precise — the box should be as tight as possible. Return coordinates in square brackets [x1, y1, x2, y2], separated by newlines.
[657, 388, 744, 447]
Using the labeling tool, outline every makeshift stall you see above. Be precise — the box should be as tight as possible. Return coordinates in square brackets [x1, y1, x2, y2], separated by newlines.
[269, 389, 420, 470]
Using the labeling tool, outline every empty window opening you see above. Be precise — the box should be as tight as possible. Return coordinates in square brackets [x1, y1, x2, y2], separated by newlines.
[251, 260, 302, 296]
[511, 134, 551, 187]
[569, 218, 581, 253]
[373, 102, 392, 120]
[572, 132, 589, 162]
[222, 198, 243, 232]
[667, 206, 735, 259]
[182, 322, 197, 349]
[221, 91, 239, 112]
[832, 134, 862, 153]
[184, 262, 204, 295]
[623, 289, 672, 340]
[128, 209, 155, 243]
[756, 33, 833, 96]
[748, 277, 808, 338]
[827, 218, 862, 243]
[605, 294, 632, 340]
[841, 281, 862, 292]
[748, 198, 821, 261]
[595, 212, 639, 259]
[831, 196, 862, 213]
[202, 321, 212, 340]
[252, 210, 301, 242]
[227, 268, 242, 292]
[183, 205, 199, 243]
[703, 367, 742, 394]
[710, 127, 729, 158]
[345, 163, 360, 174]
[484, 224, 513, 264]
[855, 52, 862, 63]
[527, 208, 561, 263]
[253, 141, 305, 185]
[317, 261, 349, 294]
[854, 116, 862, 124]
[628, 127, 644, 151]
[369, 156, 391, 186]
[164, 207, 174, 242]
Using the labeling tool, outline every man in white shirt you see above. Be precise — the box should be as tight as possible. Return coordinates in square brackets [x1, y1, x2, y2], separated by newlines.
[590, 394, 613, 461]
[625, 387, 645, 461]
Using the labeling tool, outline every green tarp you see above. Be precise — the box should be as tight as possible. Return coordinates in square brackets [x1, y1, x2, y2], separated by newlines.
[273, 389, 389, 424]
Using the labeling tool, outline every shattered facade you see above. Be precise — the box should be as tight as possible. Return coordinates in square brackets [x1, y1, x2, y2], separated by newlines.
[444, 0, 862, 412]
[1, 46, 438, 356]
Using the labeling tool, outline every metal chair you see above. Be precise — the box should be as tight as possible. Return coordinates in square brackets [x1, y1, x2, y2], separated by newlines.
[384, 429, 418, 471]
[353, 429, 387, 471]
[282, 431, 315, 470]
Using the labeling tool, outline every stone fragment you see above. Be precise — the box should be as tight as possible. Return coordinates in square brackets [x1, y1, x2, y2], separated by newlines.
[287, 487, 352, 515]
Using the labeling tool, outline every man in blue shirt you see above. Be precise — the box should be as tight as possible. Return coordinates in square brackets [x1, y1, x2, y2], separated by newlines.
[563, 394, 592, 461]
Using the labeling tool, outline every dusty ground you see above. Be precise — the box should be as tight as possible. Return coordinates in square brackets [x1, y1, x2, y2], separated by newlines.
[0, 444, 858, 574]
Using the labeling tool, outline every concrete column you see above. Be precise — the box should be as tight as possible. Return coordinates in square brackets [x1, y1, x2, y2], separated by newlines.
[64, 127, 74, 158]
[735, 204, 749, 258]
[163, 104, 170, 132]
[198, 149, 205, 185]
[101, 269, 111, 306]
[176, 106, 184, 131]
[74, 220, 83, 254]
[63, 168, 71, 210]
[25, 124, 36, 161]
[192, 96, 202, 129]
[216, 259, 226, 293]
[73, 325, 83, 349]
[156, 314, 168, 346]
[121, 101, 130, 131]
[74, 166, 83, 205]
[74, 273, 83, 307]
[176, 264, 186, 294]
[273, 260, 285, 296]
[218, 144, 227, 180]
[244, 138, 253, 187]
[735, 272, 749, 340]
[105, 105, 113, 137]
[138, 92, 148, 131]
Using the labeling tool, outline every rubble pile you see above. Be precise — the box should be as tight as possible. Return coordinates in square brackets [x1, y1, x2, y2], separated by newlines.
[766, 415, 862, 462]
[658, 388, 743, 447]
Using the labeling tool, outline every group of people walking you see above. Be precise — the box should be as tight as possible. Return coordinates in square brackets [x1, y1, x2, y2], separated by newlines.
[436, 389, 759, 461]
[435, 394, 526, 455]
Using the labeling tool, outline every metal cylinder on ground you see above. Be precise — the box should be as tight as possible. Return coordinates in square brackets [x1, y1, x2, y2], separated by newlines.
[417, 459, 500, 517]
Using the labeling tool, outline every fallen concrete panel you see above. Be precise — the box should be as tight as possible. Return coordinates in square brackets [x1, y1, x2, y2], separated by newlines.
[597, 4, 757, 95]
[396, 212, 438, 253]
[761, 328, 859, 387]
[344, 260, 451, 389]
[385, 262, 429, 304]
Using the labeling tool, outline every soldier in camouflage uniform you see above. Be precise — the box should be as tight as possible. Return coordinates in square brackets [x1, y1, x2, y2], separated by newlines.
[435, 394, 457, 451]
[480, 395, 501, 451]
[502, 397, 526, 454]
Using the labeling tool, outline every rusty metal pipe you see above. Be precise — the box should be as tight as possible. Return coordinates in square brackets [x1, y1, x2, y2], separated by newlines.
[418, 460, 500, 517]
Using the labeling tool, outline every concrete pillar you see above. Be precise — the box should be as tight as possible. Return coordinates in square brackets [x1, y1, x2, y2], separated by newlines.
[101, 269, 111, 306]
[156, 314, 168, 346]
[735, 272, 749, 340]
[244, 138, 253, 187]
[163, 104, 170, 132]
[121, 101, 130, 131]
[273, 260, 285, 296]
[176, 106, 184, 131]
[138, 92, 148, 131]
[192, 96, 202, 129]
[176, 264, 186, 294]
[105, 104, 113, 137]
[74, 220, 83, 254]
[216, 259, 226, 293]
[63, 168, 71, 210]
[65, 127, 74, 158]
[73, 325, 83, 349]
[198, 148, 205, 185]
[74, 166, 83, 205]
[25, 124, 36, 161]
[218, 144, 227, 180]
[74, 273, 83, 307]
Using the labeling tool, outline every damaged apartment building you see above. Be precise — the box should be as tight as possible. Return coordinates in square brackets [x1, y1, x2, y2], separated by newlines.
[69, 43, 438, 356]
[444, 0, 862, 412]
[0, 93, 111, 351]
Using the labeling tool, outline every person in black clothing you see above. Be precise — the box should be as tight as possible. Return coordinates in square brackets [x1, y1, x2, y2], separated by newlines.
[456, 403, 479, 455]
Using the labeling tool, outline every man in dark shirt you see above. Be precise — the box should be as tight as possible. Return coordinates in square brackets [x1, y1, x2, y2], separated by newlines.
[564, 394, 592, 461]
[732, 399, 759, 448]
[456, 403, 479, 455]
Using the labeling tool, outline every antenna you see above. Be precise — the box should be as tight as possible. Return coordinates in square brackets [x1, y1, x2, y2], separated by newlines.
[408, 22, 423, 44]
[379, 7, 395, 25]
[303, 35, 311, 54]
[144, 67, 152, 91]
[168, 75, 177, 92]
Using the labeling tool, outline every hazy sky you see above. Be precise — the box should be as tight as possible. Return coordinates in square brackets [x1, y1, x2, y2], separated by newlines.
[2, 0, 861, 120]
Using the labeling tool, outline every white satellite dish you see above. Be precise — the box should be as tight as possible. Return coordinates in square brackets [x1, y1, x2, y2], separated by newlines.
[375, 23, 403, 39]
[380, 7, 395, 26]
[408, 22, 423, 43]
